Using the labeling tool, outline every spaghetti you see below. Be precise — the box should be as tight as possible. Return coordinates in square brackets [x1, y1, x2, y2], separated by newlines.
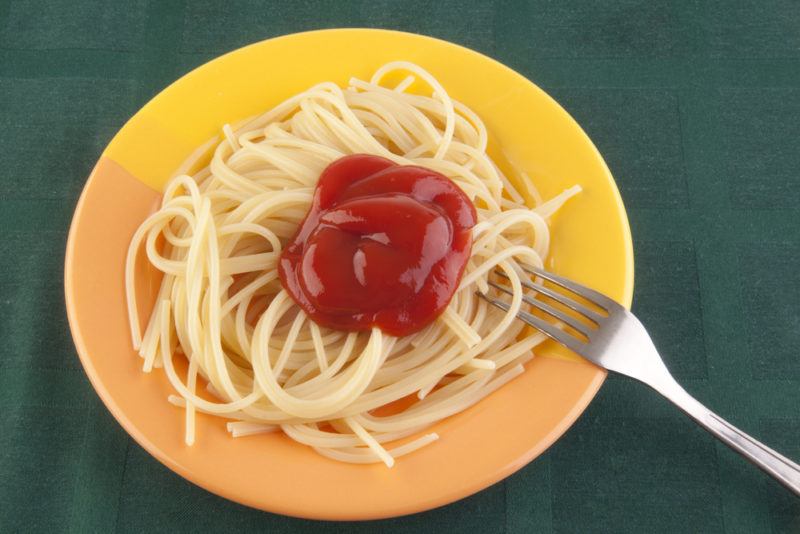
[125, 62, 580, 466]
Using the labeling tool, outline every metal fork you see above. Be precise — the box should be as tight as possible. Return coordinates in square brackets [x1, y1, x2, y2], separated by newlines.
[479, 264, 800, 496]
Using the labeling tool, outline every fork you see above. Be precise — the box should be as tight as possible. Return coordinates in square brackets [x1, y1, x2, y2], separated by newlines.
[479, 264, 800, 496]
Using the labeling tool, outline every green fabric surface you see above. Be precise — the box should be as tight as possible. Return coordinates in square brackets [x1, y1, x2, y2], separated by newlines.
[1, 1, 799, 532]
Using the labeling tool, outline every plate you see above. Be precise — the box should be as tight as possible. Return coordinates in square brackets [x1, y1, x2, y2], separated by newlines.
[65, 29, 633, 520]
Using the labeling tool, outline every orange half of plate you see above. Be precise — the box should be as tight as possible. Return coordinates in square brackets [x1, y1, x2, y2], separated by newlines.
[64, 29, 633, 520]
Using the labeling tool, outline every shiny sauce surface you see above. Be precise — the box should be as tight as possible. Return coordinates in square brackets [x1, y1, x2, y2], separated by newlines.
[279, 154, 476, 336]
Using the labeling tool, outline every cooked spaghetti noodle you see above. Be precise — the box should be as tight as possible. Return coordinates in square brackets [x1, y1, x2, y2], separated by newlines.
[126, 62, 579, 466]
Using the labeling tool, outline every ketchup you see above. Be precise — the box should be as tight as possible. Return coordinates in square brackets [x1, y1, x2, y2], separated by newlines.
[278, 154, 477, 336]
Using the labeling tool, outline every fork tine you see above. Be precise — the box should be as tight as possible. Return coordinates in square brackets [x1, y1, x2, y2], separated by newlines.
[478, 292, 587, 354]
[494, 270, 605, 324]
[519, 264, 620, 312]
[487, 280, 594, 338]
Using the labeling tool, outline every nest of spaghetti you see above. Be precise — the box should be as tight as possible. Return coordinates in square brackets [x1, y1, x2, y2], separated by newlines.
[126, 62, 579, 466]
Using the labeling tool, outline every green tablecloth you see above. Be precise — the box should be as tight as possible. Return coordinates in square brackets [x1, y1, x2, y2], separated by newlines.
[2, 1, 799, 532]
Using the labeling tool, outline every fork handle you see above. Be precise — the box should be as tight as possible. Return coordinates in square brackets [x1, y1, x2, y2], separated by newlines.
[654, 379, 800, 496]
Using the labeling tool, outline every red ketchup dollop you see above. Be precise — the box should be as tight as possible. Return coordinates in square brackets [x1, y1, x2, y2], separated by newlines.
[279, 154, 477, 337]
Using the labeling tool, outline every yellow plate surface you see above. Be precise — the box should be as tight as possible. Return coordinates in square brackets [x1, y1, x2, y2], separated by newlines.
[65, 29, 633, 520]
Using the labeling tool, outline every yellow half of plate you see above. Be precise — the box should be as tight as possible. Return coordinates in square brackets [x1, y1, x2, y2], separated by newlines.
[65, 29, 633, 520]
